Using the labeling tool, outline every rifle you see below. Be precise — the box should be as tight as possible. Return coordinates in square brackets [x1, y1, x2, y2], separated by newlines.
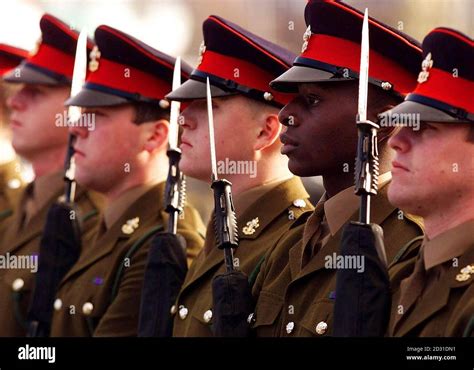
[138, 57, 189, 337]
[333, 10, 390, 337]
[206, 77, 239, 271]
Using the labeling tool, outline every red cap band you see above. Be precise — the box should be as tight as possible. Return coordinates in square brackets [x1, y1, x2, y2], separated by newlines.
[87, 57, 170, 100]
[197, 50, 291, 105]
[28, 43, 75, 79]
[302, 34, 418, 95]
[412, 68, 474, 113]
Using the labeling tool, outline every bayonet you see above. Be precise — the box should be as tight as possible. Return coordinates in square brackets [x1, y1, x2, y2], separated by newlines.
[354, 9, 380, 224]
[206, 78, 239, 272]
[164, 57, 186, 234]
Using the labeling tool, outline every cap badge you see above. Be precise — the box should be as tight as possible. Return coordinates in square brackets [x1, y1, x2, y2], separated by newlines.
[198, 41, 206, 65]
[121, 217, 140, 235]
[301, 25, 312, 53]
[242, 217, 260, 235]
[89, 46, 101, 72]
[417, 52, 433, 84]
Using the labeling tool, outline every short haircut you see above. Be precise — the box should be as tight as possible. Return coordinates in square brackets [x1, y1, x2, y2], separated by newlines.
[132, 101, 169, 124]
[467, 124, 474, 143]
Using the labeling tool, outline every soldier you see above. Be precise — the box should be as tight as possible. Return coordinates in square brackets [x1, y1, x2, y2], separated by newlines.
[49, 24, 205, 337]
[0, 14, 104, 337]
[0, 44, 29, 222]
[165, 15, 314, 337]
[379, 28, 474, 337]
[250, 0, 424, 336]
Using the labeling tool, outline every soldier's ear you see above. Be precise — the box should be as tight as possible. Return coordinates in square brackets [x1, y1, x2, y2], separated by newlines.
[143, 119, 169, 153]
[253, 113, 281, 151]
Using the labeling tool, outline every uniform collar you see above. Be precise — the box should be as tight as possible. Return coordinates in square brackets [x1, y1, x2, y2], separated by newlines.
[233, 175, 294, 219]
[22, 170, 63, 224]
[423, 219, 474, 270]
[104, 181, 162, 229]
[323, 171, 392, 236]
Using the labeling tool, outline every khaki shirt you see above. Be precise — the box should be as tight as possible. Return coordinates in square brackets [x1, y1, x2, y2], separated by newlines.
[50, 182, 206, 337]
[389, 219, 474, 337]
[252, 178, 424, 337]
[0, 171, 104, 336]
[172, 176, 314, 337]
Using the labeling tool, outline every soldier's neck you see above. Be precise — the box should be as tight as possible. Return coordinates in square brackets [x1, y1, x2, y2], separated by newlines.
[322, 172, 354, 199]
[30, 146, 67, 178]
[105, 175, 165, 203]
[104, 157, 168, 202]
[423, 202, 474, 240]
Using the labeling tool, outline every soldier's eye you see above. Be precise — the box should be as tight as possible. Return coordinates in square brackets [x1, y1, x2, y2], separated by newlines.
[306, 94, 319, 106]
[419, 123, 437, 132]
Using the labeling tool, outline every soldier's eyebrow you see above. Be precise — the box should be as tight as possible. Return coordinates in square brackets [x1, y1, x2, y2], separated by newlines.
[299, 83, 328, 95]
[83, 108, 106, 116]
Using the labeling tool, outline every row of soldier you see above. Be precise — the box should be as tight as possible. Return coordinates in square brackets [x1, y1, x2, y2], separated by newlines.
[0, 0, 472, 337]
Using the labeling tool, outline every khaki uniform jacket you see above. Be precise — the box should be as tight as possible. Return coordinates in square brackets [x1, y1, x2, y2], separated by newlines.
[389, 220, 474, 337]
[172, 177, 314, 337]
[0, 177, 103, 336]
[50, 182, 206, 337]
[252, 182, 424, 337]
[0, 159, 25, 223]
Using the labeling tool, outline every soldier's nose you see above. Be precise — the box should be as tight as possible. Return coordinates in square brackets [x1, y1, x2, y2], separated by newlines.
[69, 124, 88, 139]
[388, 127, 411, 153]
[6, 90, 25, 111]
[279, 107, 296, 127]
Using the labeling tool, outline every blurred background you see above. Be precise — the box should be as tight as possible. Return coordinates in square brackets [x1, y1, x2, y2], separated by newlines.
[0, 0, 472, 221]
[1, 0, 472, 60]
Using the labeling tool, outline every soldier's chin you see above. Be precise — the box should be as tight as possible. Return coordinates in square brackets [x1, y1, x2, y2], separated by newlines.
[11, 140, 35, 161]
[74, 169, 92, 189]
[387, 182, 415, 212]
[287, 157, 315, 177]
[75, 168, 98, 191]
[180, 160, 207, 182]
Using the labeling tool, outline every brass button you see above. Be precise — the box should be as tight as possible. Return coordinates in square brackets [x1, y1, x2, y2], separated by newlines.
[286, 321, 295, 334]
[315, 321, 328, 335]
[12, 278, 24, 292]
[54, 298, 62, 311]
[179, 306, 188, 320]
[170, 305, 177, 315]
[82, 302, 94, 316]
[203, 310, 213, 323]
